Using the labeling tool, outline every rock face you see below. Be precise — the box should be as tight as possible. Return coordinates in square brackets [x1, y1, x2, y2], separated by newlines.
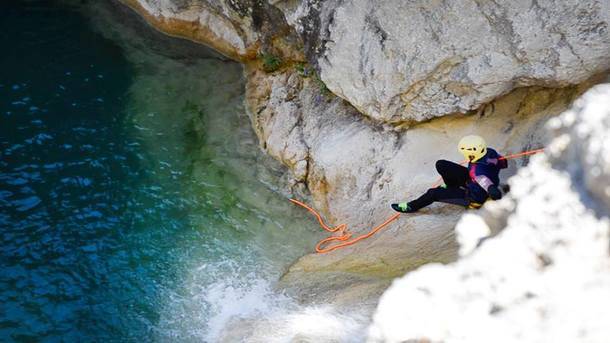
[120, 0, 609, 125]
[301, 0, 610, 123]
[368, 84, 610, 343]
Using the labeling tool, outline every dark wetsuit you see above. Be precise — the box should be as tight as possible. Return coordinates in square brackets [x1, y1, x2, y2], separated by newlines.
[407, 148, 507, 211]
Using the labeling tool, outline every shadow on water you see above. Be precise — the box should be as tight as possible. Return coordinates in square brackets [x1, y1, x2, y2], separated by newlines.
[0, 1, 321, 341]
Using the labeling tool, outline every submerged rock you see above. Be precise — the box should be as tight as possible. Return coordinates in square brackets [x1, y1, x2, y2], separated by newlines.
[368, 84, 610, 343]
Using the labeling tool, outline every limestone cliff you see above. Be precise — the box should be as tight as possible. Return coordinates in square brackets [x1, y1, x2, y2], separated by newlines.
[119, 0, 610, 123]
[299, 0, 610, 123]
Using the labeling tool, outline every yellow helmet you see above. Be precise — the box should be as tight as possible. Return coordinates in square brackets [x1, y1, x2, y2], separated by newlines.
[458, 135, 487, 162]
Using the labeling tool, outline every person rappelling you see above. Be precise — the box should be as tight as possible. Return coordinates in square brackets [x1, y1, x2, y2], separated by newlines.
[391, 135, 507, 213]
[291, 136, 541, 253]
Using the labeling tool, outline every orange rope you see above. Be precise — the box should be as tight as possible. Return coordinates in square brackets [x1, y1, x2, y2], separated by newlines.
[289, 199, 401, 253]
[291, 148, 545, 254]
[499, 148, 545, 160]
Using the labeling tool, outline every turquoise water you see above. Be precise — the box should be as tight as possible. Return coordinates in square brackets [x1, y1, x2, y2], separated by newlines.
[0, 1, 318, 341]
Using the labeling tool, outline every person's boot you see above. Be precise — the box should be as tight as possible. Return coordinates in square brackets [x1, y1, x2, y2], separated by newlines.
[391, 202, 415, 213]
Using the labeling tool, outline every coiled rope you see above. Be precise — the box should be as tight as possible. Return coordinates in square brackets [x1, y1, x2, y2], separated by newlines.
[290, 148, 545, 254]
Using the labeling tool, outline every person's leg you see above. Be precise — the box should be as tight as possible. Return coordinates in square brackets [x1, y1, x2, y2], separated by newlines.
[394, 186, 467, 212]
[436, 160, 469, 187]
[409, 186, 467, 210]
[434, 188, 471, 207]
[392, 160, 471, 213]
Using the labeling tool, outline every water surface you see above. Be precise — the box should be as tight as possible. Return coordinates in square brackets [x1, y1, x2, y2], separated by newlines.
[0, 1, 319, 341]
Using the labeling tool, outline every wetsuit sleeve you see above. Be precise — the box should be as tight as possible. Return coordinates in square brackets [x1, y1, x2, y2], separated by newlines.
[498, 154, 508, 169]
[486, 149, 508, 169]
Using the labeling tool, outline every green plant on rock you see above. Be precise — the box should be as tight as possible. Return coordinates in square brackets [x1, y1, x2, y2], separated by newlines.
[260, 53, 283, 73]
[294, 62, 309, 77]
[312, 72, 330, 95]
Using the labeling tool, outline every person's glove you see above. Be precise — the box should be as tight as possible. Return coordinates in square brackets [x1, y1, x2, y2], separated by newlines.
[487, 185, 502, 200]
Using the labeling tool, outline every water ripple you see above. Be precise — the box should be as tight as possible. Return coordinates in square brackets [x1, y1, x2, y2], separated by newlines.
[0, 1, 319, 341]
